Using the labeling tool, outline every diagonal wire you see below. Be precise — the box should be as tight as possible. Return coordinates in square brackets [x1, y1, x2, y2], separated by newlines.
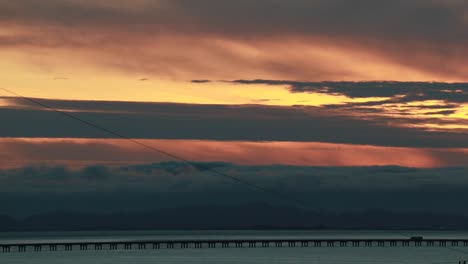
[0, 87, 308, 208]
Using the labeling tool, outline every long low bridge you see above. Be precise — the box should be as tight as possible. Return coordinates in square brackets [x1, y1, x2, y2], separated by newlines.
[2, 238, 468, 253]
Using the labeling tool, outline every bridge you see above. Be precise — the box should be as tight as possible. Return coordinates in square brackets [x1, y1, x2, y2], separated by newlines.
[2, 238, 468, 253]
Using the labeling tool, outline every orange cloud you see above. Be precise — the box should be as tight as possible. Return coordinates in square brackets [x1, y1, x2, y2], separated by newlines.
[1, 138, 467, 169]
[1, 32, 464, 83]
[0, 0, 467, 82]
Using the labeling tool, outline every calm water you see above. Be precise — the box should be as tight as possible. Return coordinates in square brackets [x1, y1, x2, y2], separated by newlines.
[1, 230, 467, 264]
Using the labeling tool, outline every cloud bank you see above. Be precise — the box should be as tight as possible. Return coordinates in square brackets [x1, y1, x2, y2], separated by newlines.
[3, 162, 467, 193]
[2, 138, 468, 169]
[1, 162, 468, 217]
[1, 0, 467, 80]
[228, 80, 468, 104]
[1, 98, 468, 148]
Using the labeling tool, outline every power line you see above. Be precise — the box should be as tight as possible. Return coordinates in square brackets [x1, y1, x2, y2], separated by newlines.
[0, 87, 309, 209]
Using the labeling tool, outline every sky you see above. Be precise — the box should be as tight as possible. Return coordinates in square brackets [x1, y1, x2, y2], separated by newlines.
[0, 0, 467, 215]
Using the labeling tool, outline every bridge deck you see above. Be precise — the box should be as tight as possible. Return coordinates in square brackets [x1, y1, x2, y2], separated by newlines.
[2, 238, 468, 252]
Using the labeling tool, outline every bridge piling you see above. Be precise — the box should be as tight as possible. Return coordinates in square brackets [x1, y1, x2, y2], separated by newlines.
[18, 245, 26, 252]
[3, 238, 468, 253]
[2, 246, 10, 253]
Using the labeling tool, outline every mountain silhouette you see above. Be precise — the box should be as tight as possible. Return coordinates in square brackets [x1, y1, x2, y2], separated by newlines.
[1, 204, 467, 232]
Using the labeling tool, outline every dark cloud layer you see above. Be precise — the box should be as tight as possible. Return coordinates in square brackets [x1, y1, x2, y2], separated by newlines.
[3, 162, 467, 193]
[225, 80, 468, 126]
[0, 0, 467, 80]
[1, 162, 468, 217]
[228, 80, 468, 104]
[1, 97, 468, 148]
[1, 0, 465, 41]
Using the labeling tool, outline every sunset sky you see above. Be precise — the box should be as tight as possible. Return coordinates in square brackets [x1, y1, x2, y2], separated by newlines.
[0, 0, 468, 215]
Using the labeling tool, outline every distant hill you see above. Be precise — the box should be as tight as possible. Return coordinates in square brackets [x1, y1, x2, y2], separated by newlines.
[2, 204, 468, 231]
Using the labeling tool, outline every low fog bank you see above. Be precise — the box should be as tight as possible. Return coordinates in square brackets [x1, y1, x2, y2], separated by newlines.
[1, 163, 467, 218]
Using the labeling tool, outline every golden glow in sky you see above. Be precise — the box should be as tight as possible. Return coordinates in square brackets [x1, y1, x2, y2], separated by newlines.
[1, 59, 467, 133]
[0, 57, 389, 107]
